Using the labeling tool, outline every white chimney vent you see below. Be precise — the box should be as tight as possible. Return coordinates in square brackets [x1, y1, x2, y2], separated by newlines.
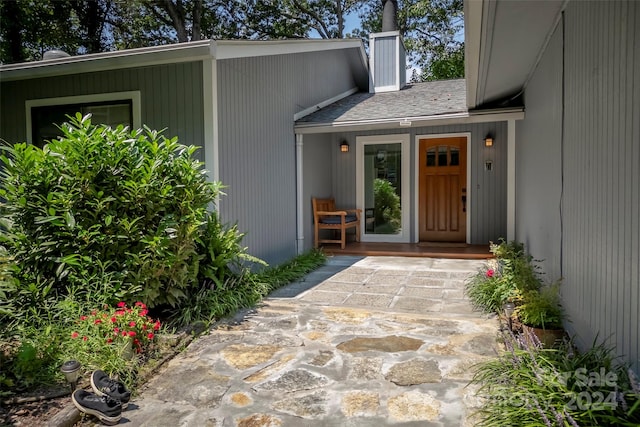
[369, 0, 406, 93]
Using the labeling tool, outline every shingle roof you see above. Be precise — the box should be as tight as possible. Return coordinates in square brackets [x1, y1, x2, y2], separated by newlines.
[296, 79, 467, 125]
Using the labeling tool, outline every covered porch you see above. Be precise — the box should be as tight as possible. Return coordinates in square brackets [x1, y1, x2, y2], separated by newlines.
[317, 241, 493, 260]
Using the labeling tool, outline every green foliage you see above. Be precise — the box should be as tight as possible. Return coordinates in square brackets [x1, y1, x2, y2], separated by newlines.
[0, 113, 220, 309]
[517, 284, 564, 329]
[471, 332, 640, 426]
[0, 325, 62, 393]
[465, 239, 547, 314]
[196, 213, 266, 290]
[170, 250, 326, 328]
[373, 178, 401, 233]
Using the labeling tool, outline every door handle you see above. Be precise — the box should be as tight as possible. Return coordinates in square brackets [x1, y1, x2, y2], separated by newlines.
[461, 195, 467, 213]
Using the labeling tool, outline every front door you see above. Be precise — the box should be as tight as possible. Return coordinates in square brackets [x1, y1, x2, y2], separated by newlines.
[418, 137, 467, 242]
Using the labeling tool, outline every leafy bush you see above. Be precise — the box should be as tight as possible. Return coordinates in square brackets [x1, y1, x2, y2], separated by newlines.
[169, 249, 326, 328]
[465, 239, 544, 313]
[517, 283, 564, 329]
[470, 331, 640, 426]
[373, 178, 401, 233]
[0, 113, 221, 309]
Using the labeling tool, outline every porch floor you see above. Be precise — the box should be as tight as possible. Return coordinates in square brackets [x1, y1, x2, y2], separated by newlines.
[318, 241, 494, 259]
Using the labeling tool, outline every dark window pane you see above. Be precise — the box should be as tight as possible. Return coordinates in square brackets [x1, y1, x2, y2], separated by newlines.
[426, 147, 436, 166]
[450, 147, 459, 166]
[438, 146, 447, 166]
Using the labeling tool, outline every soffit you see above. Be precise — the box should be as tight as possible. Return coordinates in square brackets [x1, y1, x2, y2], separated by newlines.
[467, 0, 564, 109]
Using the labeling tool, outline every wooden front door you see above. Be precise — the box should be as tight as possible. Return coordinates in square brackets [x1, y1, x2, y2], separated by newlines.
[419, 137, 467, 242]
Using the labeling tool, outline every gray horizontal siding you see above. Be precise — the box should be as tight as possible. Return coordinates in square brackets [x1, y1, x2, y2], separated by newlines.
[301, 122, 508, 252]
[216, 49, 361, 265]
[1, 62, 204, 161]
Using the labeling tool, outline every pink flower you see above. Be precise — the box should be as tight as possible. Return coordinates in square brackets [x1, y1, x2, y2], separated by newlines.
[147, 333, 154, 340]
[82, 336, 88, 341]
[80, 315, 87, 321]
[114, 327, 119, 333]
[117, 302, 126, 308]
[110, 317, 117, 323]
[71, 331, 79, 339]
[140, 309, 149, 316]
[94, 319, 102, 325]
[486, 269, 495, 278]
[135, 302, 147, 309]
[128, 331, 136, 337]
[153, 321, 161, 331]
[129, 321, 136, 328]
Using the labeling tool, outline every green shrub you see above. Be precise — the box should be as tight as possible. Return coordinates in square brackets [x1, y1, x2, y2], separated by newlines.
[470, 332, 640, 426]
[373, 178, 401, 233]
[517, 283, 564, 329]
[465, 239, 544, 313]
[0, 113, 221, 309]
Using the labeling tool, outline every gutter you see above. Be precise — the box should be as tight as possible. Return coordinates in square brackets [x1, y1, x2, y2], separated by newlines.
[294, 109, 524, 134]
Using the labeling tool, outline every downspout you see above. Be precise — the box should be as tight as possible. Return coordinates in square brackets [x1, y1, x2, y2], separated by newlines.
[507, 119, 516, 241]
[295, 133, 304, 254]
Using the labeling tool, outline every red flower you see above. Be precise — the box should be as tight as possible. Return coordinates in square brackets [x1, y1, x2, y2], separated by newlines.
[122, 331, 127, 337]
[91, 310, 97, 316]
[115, 310, 125, 316]
[82, 336, 88, 341]
[129, 321, 136, 328]
[117, 301, 126, 308]
[147, 333, 154, 340]
[140, 309, 148, 316]
[94, 319, 102, 324]
[110, 317, 117, 323]
[486, 269, 495, 278]
[142, 324, 147, 330]
[128, 331, 136, 337]
[135, 302, 147, 309]
[80, 315, 87, 321]
[106, 338, 113, 343]
[114, 327, 119, 333]
[153, 321, 161, 331]
[71, 331, 79, 339]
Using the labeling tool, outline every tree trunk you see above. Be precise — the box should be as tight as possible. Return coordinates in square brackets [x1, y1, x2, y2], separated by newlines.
[162, 0, 189, 42]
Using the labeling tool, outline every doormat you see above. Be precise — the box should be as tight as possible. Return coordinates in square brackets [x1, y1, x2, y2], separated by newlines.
[417, 242, 468, 248]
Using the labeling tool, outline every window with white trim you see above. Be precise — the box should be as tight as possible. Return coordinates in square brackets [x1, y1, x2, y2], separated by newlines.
[31, 100, 133, 147]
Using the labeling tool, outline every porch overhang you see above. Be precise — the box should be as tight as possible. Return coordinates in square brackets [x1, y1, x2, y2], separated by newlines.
[464, 0, 565, 109]
[294, 108, 524, 134]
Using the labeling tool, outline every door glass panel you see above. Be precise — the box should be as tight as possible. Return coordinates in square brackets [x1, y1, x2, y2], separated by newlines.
[364, 143, 402, 235]
[438, 146, 447, 166]
[450, 146, 459, 166]
[426, 147, 436, 167]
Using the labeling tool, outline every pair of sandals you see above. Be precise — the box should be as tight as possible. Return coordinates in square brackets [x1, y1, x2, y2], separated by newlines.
[71, 370, 131, 426]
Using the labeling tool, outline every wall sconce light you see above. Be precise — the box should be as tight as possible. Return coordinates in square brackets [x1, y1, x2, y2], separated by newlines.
[484, 134, 494, 147]
[340, 140, 349, 153]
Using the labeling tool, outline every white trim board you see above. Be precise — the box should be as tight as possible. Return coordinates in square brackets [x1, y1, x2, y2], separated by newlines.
[356, 133, 411, 243]
[293, 87, 359, 121]
[25, 91, 142, 144]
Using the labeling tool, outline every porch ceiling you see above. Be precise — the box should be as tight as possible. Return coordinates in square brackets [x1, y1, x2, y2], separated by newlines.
[465, 0, 565, 109]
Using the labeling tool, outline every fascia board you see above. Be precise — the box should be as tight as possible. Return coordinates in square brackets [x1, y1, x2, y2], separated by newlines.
[214, 39, 365, 60]
[464, 0, 484, 109]
[294, 109, 525, 134]
[0, 40, 214, 82]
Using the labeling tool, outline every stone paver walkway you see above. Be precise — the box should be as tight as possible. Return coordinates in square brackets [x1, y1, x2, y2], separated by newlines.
[120, 256, 498, 427]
